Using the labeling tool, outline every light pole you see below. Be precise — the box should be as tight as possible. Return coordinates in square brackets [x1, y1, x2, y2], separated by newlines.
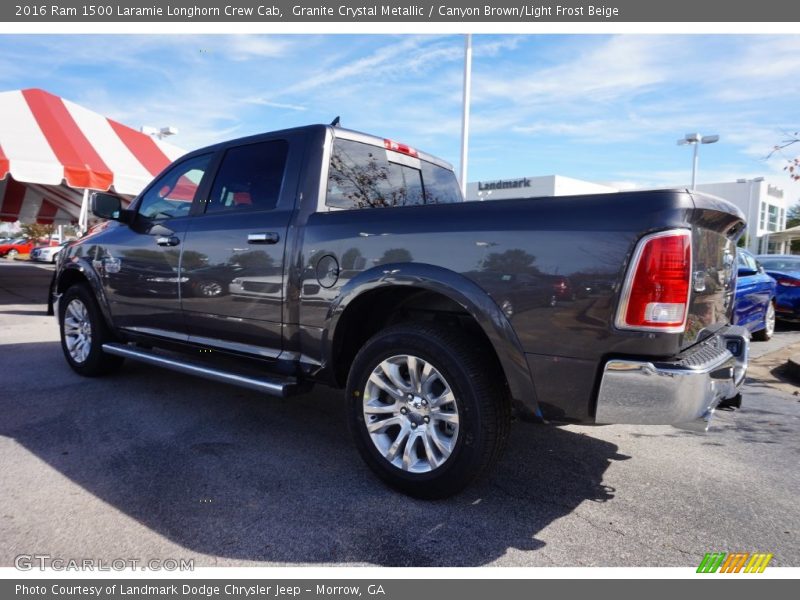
[677, 132, 719, 189]
[459, 34, 472, 198]
[737, 177, 764, 253]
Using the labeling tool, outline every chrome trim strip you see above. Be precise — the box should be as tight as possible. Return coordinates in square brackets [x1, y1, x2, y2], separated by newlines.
[120, 326, 189, 342]
[317, 126, 335, 213]
[102, 343, 294, 397]
[186, 334, 281, 359]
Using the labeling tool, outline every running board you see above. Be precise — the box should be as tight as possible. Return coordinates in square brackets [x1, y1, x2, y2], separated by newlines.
[102, 343, 296, 398]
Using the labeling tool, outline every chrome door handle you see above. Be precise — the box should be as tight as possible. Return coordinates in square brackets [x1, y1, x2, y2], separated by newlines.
[248, 232, 280, 244]
[156, 236, 180, 247]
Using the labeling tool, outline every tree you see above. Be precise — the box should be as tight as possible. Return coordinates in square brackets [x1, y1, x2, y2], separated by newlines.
[377, 248, 413, 265]
[787, 203, 800, 253]
[341, 247, 364, 270]
[769, 131, 800, 181]
[19, 223, 55, 241]
[788, 203, 800, 228]
[483, 249, 539, 274]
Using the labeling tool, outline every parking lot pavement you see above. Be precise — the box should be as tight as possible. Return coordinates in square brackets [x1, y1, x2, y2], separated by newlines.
[1, 260, 798, 568]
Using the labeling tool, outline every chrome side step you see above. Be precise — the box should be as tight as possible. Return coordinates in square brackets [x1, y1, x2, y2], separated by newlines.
[102, 343, 296, 398]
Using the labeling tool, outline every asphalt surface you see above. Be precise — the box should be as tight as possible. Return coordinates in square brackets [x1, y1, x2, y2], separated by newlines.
[1, 260, 798, 567]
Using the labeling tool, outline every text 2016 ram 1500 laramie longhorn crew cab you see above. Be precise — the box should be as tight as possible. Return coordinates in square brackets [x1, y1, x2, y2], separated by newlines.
[49, 124, 749, 498]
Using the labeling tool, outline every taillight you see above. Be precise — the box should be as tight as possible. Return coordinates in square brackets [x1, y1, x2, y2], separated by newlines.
[616, 229, 692, 332]
[775, 277, 800, 287]
[384, 139, 418, 157]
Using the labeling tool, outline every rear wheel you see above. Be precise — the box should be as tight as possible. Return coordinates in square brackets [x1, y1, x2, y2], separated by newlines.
[59, 283, 124, 376]
[346, 322, 511, 499]
[753, 301, 775, 341]
[6, 249, 18, 258]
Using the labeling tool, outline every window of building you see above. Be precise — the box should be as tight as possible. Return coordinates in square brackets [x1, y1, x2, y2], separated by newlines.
[768, 204, 779, 232]
[206, 140, 289, 214]
[759, 202, 767, 231]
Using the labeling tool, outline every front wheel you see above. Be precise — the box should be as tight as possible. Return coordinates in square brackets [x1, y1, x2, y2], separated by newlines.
[346, 322, 511, 499]
[59, 284, 124, 376]
[6, 249, 18, 258]
[753, 301, 776, 341]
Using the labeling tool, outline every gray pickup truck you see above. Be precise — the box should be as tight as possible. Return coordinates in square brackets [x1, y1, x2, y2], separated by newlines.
[49, 124, 748, 498]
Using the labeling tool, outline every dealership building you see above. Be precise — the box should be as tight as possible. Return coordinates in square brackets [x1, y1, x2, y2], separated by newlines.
[467, 174, 794, 254]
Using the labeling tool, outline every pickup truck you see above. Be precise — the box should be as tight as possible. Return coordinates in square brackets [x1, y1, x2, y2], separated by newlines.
[49, 123, 749, 498]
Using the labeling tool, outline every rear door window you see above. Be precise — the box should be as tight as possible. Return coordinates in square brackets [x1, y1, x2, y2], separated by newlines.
[205, 140, 289, 214]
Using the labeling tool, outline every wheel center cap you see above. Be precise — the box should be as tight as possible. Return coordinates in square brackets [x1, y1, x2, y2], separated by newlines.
[406, 395, 429, 415]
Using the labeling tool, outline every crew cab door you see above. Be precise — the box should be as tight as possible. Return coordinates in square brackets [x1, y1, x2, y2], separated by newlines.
[179, 135, 301, 357]
[99, 153, 214, 338]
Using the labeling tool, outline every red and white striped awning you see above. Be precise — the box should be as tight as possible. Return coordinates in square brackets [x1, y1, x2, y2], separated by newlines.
[0, 88, 185, 224]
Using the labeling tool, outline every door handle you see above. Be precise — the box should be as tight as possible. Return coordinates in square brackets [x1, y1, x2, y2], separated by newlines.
[248, 232, 280, 244]
[156, 236, 180, 247]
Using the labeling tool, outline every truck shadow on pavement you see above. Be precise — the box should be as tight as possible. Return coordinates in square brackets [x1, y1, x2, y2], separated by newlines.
[1, 341, 628, 567]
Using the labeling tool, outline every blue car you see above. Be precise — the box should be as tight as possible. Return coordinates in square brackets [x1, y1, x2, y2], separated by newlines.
[757, 254, 800, 323]
[733, 250, 777, 341]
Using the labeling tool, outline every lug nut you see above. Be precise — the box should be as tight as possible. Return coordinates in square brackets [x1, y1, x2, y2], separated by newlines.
[400, 407, 407, 414]
[407, 394, 414, 400]
[411, 422, 418, 429]
[423, 416, 430, 423]
[421, 399, 428, 406]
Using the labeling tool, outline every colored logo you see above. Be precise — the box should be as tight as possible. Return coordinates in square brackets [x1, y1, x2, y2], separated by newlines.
[697, 552, 773, 573]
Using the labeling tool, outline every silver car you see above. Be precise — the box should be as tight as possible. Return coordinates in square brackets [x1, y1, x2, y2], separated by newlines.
[30, 242, 67, 263]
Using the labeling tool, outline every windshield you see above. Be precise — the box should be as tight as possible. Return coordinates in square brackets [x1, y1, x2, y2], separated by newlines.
[759, 257, 800, 271]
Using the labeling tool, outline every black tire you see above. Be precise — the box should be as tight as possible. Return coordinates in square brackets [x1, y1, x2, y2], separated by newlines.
[58, 283, 124, 376]
[346, 322, 511, 499]
[752, 301, 776, 342]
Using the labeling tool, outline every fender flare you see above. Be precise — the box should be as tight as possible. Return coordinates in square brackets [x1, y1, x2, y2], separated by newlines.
[325, 262, 538, 410]
[54, 259, 116, 330]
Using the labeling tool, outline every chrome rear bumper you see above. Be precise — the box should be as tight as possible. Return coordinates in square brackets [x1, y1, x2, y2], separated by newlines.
[595, 326, 749, 431]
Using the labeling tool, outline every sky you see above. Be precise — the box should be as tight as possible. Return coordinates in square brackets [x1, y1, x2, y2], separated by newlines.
[1, 34, 799, 202]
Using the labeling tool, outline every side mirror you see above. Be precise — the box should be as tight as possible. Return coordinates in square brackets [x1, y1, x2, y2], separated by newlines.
[90, 192, 122, 220]
[738, 267, 758, 277]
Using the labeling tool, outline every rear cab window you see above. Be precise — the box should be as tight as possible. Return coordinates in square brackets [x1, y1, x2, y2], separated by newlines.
[325, 137, 462, 209]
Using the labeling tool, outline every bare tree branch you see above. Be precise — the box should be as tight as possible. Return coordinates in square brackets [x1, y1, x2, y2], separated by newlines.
[767, 131, 800, 181]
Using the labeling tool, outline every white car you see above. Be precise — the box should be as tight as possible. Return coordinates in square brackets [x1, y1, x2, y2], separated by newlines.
[30, 242, 67, 263]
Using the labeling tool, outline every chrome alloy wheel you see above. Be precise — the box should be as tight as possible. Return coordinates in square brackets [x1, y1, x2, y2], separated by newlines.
[362, 354, 460, 473]
[198, 281, 223, 297]
[765, 302, 776, 338]
[63, 298, 92, 363]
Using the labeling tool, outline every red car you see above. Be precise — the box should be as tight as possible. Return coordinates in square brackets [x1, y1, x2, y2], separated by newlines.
[0, 238, 58, 258]
[0, 238, 34, 258]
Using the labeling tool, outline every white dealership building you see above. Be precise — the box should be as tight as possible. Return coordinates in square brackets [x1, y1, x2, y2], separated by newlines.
[467, 175, 793, 254]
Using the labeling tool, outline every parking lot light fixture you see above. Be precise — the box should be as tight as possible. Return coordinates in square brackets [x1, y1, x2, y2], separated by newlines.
[677, 132, 719, 190]
[141, 125, 178, 140]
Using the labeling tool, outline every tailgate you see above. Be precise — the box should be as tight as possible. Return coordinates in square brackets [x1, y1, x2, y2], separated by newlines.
[680, 192, 745, 350]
